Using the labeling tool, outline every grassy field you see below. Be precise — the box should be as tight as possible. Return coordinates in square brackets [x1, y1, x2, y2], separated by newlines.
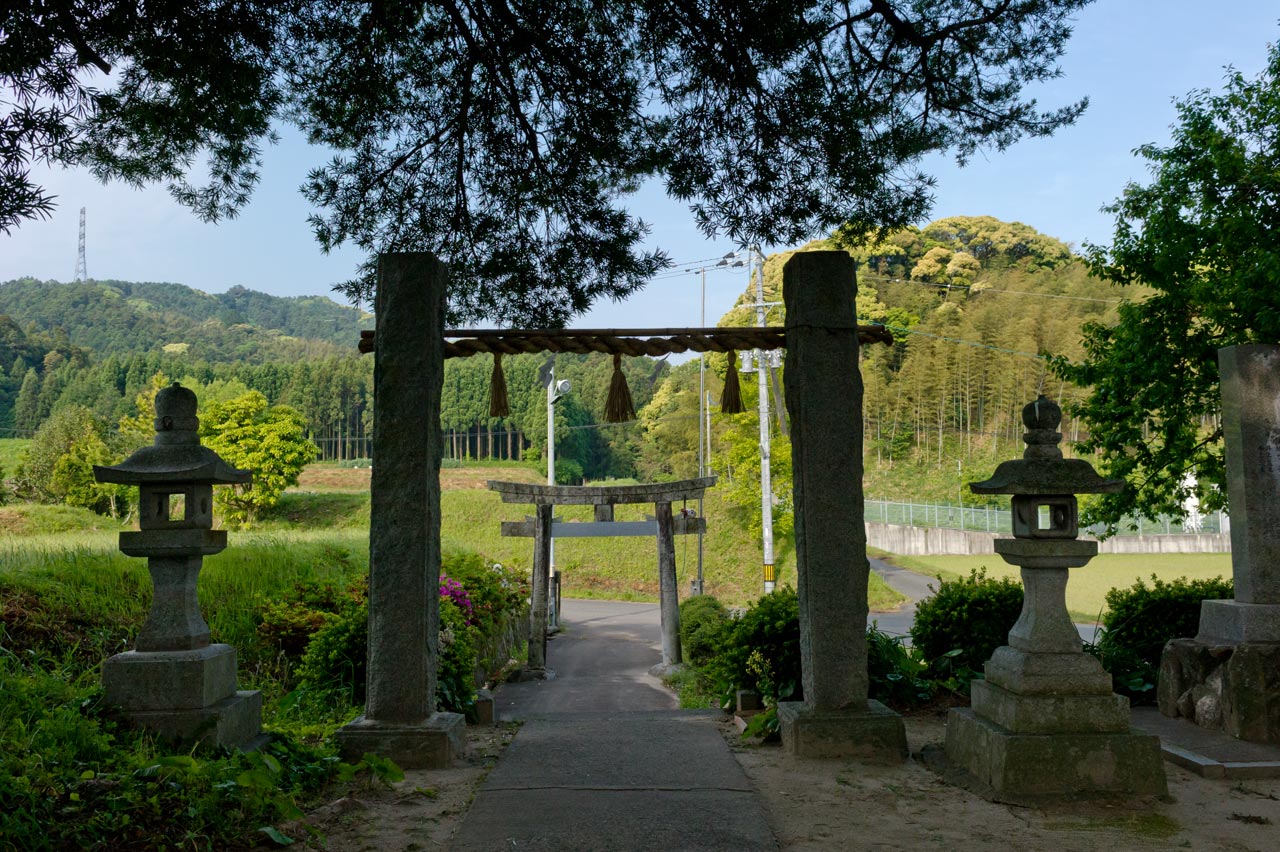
[884, 551, 1233, 623]
[0, 461, 904, 613]
[0, 437, 30, 474]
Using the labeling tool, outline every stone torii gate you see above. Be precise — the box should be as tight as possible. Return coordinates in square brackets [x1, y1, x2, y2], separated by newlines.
[337, 250, 902, 768]
[488, 477, 714, 673]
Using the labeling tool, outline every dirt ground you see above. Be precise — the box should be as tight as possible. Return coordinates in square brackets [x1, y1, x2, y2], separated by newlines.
[295, 712, 1280, 851]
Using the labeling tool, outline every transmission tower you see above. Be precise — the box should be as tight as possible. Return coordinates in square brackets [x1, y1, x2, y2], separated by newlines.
[74, 207, 88, 282]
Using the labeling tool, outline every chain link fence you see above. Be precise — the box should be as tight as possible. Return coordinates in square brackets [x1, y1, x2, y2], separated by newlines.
[864, 497, 1229, 538]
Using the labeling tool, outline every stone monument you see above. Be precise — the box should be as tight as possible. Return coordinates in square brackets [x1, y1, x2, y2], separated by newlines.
[776, 250, 907, 760]
[1159, 344, 1280, 743]
[334, 253, 466, 769]
[93, 382, 263, 749]
[944, 394, 1166, 798]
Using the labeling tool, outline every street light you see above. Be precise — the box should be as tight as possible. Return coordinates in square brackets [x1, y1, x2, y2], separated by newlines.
[544, 367, 570, 629]
[686, 251, 746, 596]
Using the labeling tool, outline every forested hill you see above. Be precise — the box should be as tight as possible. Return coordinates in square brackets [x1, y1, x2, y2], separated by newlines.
[673, 216, 1149, 505]
[0, 278, 372, 363]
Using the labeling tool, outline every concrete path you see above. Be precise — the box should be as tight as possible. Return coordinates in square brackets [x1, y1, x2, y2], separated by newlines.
[451, 599, 780, 851]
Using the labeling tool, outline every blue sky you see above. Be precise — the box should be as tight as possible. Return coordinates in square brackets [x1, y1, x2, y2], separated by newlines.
[2, 2, 1277, 331]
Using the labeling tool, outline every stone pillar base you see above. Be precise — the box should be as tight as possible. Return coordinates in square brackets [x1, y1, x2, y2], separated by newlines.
[944, 707, 1166, 799]
[777, 700, 907, 761]
[1159, 637, 1280, 744]
[1197, 600, 1280, 644]
[336, 713, 466, 769]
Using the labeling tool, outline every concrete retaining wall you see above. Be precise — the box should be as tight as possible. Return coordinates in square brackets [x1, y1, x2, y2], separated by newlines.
[866, 522, 1231, 557]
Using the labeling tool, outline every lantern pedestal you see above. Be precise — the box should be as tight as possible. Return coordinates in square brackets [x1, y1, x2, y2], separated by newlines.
[103, 645, 263, 749]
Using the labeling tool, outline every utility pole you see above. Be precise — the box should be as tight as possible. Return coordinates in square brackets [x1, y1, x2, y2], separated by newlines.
[752, 246, 776, 594]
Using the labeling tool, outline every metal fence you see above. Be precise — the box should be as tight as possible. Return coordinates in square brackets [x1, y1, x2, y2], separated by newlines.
[864, 497, 1229, 538]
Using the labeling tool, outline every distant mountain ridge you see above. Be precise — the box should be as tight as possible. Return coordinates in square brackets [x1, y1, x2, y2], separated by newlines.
[0, 278, 372, 363]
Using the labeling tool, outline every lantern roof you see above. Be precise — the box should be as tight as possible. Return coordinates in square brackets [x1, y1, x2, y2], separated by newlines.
[969, 395, 1123, 496]
[94, 383, 251, 486]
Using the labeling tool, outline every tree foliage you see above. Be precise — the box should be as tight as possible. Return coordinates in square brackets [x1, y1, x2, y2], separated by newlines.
[50, 421, 129, 516]
[6, 1, 1090, 324]
[14, 404, 107, 502]
[1051, 42, 1280, 530]
[198, 391, 317, 525]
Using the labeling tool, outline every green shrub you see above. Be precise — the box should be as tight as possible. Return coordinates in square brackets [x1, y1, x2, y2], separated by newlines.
[0, 654, 359, 851]
[288, 551, 524, 713]
[437, 597, 478, 715]
[679, 595, 729, 666]
[866, 624, 933, 708]
[1100, 574, 1233, 668]
[439, 550, 529, 635]
[297, 601, 369, 703]
[256, 579, 351, 657]
[910, 568, 1023, 678]
[1090, 574, 1233, 704]
[711, 586, 801, 704]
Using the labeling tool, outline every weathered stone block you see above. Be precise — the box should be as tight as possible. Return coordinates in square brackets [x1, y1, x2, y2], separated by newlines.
[336, 712, 466, 769]
[103, 645, 238, 711]
[777, 700, 907, 761]
[1197, 600, 1280, 644]
[1159, 636, 1280, 744]
[736, 690, 763, 714]
[984, 645, 1113, 696]
[971, 679, 1130, 734]
[129, 689, 263, 750]
[473, 688, 495, 725]
[945, 707, 1166, 798]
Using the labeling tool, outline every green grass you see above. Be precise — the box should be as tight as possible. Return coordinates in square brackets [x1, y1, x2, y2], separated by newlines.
[441, 488, 904, 610]
[0, 437, 30, 473]
[258, 491, 371, 529]
[0, 530, 371, 683]
[0, 469, 905, 616]
[884, 552, 1233, 622]
[0, 503, 126, 535]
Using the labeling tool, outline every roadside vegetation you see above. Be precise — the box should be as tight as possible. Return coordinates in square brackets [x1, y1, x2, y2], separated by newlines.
[879, 551, 1232, 623]
[0, 490, 528, 849]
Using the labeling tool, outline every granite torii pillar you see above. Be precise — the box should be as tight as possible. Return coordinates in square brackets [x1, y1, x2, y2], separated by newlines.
[335, 253, 465, 768]
[777, 250, 907, 759]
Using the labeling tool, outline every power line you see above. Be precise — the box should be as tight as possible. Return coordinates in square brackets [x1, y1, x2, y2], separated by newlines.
[873, 323, 1046, 360]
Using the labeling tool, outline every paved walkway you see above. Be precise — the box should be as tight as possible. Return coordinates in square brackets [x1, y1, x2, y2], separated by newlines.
[451, 599, 780, 851]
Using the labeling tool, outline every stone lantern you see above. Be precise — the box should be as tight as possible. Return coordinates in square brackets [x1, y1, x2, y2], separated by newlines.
[93, 382, 262, 749]
[943, 394, 1166, 798]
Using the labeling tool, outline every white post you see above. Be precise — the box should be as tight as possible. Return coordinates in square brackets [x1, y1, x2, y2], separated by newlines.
[755, 247, 776, 594]
[547, 368, 555, 579]
[696, 268, 706, 595]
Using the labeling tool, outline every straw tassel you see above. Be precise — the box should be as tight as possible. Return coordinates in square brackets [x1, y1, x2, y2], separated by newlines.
[605, 353, 636, 423]
[489, 353, 510, 418]
[720, 350, 745, 414]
